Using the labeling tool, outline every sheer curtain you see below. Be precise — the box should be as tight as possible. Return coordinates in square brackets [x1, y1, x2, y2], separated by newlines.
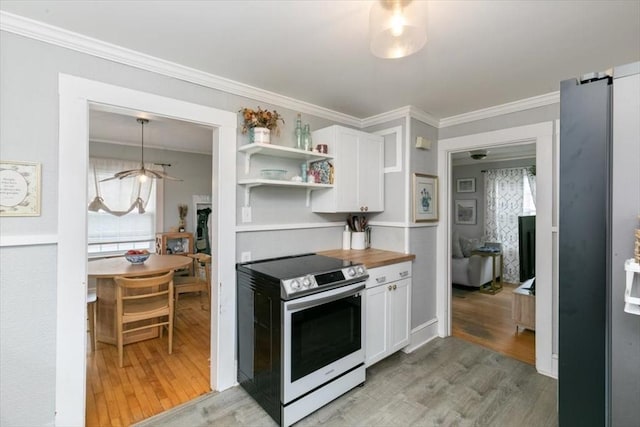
[484, 167, 536, 283]
[87, 157, 161, 255]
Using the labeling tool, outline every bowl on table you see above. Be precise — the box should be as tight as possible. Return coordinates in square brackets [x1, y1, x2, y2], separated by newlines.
[124, 252, 150, 264]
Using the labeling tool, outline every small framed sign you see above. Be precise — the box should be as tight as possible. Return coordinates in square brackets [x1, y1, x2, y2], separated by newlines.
[0, 160, 41, 216]
[456, 178, 476, 193]
[412, 173, 438, 222]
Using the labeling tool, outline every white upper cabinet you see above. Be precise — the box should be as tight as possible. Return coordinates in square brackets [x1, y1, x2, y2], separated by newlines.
[311, 125, 384, 213]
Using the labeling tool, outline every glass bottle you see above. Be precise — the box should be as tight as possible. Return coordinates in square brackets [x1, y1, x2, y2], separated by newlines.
[303, 124, 312, 151]
[295, 113, 303, 150]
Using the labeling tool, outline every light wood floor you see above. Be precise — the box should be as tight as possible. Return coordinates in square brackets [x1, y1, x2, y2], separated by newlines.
[134, 337, 557, 427]
[451, 282, 535, 365]
[86, 293, 211, 426]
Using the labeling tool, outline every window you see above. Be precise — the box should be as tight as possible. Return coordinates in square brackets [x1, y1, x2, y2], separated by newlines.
[87, 157, 161, 256]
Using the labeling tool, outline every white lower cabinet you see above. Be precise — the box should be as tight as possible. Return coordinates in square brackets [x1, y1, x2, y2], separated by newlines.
[365, 262, 412, 366]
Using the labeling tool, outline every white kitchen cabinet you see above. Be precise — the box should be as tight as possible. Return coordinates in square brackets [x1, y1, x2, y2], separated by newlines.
[311, 125, 384, 213]
[365, 262, 412, 366]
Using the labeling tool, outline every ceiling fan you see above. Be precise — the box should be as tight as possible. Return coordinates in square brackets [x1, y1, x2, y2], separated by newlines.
[100, 118, 181, 182]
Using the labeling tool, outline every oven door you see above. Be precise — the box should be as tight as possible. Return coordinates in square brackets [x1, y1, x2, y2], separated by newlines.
[282, 281, 365, 403]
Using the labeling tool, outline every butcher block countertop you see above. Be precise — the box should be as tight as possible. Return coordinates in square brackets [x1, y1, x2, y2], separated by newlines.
[317, 248, 415, 269]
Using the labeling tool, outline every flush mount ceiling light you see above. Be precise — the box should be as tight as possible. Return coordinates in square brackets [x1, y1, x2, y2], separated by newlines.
[469, 149, 489, 160]
[101, 118, 181, 182]
[369, 0, 428, 59]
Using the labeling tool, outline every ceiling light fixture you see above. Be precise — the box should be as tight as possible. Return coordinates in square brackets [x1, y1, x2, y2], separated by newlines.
[101, 118, 181, 182]
[369, 0, 428, 59]
[469, 149, 489, 160]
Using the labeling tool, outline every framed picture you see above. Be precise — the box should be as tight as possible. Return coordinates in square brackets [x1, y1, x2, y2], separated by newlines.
[455, 199, 477, 225]
[456, 178, 475, 193]
[0, 160, 41, 217]
[412, 173, 438, 222]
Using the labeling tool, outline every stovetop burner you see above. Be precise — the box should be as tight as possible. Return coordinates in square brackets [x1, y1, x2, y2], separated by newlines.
[237, 253, 368, 299]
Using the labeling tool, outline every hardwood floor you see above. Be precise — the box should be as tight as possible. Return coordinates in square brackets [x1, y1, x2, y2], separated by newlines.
[452, 282, 535, 365]
[133, 337, 557, 427]
[86, 293, 211, 426]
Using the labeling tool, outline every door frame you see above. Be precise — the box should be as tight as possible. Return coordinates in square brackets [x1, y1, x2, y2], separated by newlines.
[56, 74, 237, 426]
[436, 122, 557, 378]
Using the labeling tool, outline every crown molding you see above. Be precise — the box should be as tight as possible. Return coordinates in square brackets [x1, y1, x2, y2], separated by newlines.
[0, 11, 360, 128]
[439, 91, 560, 128]
[362, 105, 439, 128]
[2, 11, 560, 131]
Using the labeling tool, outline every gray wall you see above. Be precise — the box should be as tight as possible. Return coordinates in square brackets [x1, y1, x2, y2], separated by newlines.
[408, 118, 439, 327]
[452, 157, 535, 239]
[89, 141, 213, 235]
[0, 30, 350, 426]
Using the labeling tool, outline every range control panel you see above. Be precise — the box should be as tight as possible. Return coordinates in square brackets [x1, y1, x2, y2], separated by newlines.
[281, 264, 368, 297]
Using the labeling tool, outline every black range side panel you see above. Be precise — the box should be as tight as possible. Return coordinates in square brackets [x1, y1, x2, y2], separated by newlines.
[559, 76, 611, 427]
[236, 269, 281, 425]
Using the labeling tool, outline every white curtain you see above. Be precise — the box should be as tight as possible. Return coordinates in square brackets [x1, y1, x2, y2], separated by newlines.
[484, 167, 536, 283]
[88, 157, 160, 215]
[87, 157, 161, 250]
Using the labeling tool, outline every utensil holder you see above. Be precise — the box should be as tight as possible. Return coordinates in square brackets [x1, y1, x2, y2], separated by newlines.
[351, 232, 366, 250]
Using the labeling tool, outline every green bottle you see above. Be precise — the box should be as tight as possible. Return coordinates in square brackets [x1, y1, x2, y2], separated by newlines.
[295, 114, 303, 150]
[303, 124, 312, 151]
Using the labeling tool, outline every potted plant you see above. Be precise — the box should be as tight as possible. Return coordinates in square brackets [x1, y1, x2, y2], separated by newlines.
[239, 107, 284, 144]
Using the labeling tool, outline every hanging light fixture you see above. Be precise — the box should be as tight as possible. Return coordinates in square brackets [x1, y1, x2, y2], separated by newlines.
[369, 0, 428, 59]
[101, 118, 181, 182]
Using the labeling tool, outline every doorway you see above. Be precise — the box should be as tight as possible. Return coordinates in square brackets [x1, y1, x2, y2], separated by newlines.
[436, 122, 557, 378]
[85, 107, 215, 424]
[56, 74, 237, 426]
[448, 144, 537, 365]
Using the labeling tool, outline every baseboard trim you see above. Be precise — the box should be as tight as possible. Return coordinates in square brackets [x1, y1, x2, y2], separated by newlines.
[402, 318, 439, 353]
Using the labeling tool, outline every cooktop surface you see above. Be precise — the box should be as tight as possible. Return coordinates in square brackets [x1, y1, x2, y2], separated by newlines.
[240, 253, 354, 280]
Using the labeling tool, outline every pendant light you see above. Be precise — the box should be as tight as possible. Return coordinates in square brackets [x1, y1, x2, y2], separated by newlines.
[369, 0, 428, 59]
[101, 118, 181, 182]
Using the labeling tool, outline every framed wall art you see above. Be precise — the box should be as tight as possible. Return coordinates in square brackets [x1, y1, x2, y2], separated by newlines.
[0, 160, 41, 216]
[456, 177, 476, 193]
[412, 173, 438, 222]
[455, 199, 477, 225]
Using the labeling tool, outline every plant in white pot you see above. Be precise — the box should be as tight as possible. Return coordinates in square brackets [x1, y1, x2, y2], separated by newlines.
[239, 106, 284, 144]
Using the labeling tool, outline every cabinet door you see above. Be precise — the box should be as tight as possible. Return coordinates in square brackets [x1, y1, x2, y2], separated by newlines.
[357, 133, 384, 212]
[365, 284, 389, 366]
[388, 279, 411, 353]
[335, 128, 360, 211]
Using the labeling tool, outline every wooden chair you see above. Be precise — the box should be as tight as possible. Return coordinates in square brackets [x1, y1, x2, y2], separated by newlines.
[87, 289, 97, 352]
[174, 253, 211, 315]
[114, 271, 174, 367]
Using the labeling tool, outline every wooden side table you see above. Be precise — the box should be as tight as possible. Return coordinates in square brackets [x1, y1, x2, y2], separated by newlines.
[512, 283, 536, 331]
[471, 249, 503, 294]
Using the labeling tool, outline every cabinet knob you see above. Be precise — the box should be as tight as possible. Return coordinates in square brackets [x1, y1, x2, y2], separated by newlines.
[388, 285, 393, 291]
[360, 206, 364, 212]
[376, 276, 386, 283]
[393, 284, 397, 290]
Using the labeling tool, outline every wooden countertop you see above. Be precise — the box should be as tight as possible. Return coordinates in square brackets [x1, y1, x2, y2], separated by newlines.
[317, 248, 415, 269]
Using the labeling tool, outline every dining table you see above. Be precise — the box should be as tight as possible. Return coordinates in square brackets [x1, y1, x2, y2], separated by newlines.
[88, 254, 192, 345]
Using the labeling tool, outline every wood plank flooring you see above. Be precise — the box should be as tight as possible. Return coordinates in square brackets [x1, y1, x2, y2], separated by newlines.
[451, 283, 535, 365]
[86, 293, 211, 426]
[134, 337, 557, 427]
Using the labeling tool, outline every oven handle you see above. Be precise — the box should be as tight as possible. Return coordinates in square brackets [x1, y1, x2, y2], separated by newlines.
[286, 283, 365, 311]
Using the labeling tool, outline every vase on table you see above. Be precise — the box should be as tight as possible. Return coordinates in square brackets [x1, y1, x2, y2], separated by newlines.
[250, 127, 271, 144]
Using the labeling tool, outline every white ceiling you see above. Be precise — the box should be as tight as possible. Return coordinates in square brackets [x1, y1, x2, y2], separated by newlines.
[2, 1, 639, 151]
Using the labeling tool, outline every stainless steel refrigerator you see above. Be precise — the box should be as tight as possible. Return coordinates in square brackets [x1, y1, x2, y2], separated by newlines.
[559, 62, 640, 427]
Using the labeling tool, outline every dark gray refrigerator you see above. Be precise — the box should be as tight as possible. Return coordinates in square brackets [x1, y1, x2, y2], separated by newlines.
[559, 63, 640, 427]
